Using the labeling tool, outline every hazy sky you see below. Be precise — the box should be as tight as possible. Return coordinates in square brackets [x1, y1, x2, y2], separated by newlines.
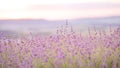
[0, 0, 120, 20]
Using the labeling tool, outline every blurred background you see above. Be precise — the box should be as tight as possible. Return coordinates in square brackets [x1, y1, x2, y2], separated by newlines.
[0, 0, 120, 38]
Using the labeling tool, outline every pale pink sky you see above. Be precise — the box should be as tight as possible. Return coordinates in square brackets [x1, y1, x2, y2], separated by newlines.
[0, 0, 120, 20]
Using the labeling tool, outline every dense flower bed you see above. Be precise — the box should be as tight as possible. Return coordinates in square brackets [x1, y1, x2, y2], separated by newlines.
[0, 24, 120, 68]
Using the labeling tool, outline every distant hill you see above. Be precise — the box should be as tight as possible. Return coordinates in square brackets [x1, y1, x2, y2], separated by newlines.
[0, 16, 120, 37]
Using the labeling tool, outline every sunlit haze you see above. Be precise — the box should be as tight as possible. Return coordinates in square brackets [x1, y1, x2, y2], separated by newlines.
[0, 0, 120, 20]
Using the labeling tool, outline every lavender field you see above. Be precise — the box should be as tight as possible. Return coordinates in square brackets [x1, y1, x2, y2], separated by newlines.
[0, 0, 120, 68]
[0, 23, 120, 68]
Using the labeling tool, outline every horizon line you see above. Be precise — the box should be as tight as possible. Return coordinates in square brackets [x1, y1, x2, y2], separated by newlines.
[0, 15, 120, 21]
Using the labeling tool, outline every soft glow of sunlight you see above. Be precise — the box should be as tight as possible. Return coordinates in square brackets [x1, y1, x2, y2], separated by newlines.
[0, 0, 120, 20]
[0, 0, 28, 9]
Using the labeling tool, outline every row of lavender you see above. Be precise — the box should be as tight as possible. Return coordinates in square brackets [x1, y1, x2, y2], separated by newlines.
[0, 24, 120, 68]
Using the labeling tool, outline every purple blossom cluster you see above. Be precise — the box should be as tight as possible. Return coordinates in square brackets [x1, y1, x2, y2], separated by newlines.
[0, 24, 120, 68]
